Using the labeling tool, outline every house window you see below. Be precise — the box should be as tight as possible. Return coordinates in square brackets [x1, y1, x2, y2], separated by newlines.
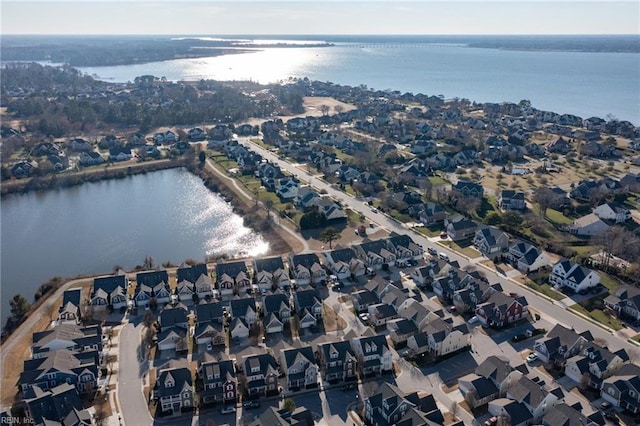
[183, 391, 190, 398]
[166, 381, 174, 388]
[47, 373, 56, 379]
[330, 351, 338, 359]
[630, 390, 636, 397]
[214, 373, 220, 379]
[251, 366, 260, 373]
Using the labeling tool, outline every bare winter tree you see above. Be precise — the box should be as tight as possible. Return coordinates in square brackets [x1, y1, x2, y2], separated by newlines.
[532, 187, 557, 218]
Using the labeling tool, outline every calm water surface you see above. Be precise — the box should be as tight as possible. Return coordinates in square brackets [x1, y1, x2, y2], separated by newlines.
[0, 168, 268, 322]
[78, 43, 640, 124]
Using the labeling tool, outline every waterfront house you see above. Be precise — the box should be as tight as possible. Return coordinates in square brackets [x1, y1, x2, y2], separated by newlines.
[316, 340, 357, 383]
[175, 281, 195, 305]
[289, 253, 326, 286]
[254, 256, 290, 291]
[215, 260, 251, 298]
[322, 247, 365, 280]
[280, 346, 318, 391]
[108, 146, 132, 162]
[351, 335, 393, 377]
[58, 288, 82, 325]
[155, 360, 193, 414]
[20, 349, 99, 396]
[31, 324, 102, 359]
[78, 151, 105, 166]
[198, 354, 237, 405]
[176, 263, 211, 300]
[11, 160, 38, 178]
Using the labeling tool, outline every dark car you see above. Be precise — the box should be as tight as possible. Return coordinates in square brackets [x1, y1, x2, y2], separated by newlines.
[243, 400, 261, 409]
[427, 247, 438, 256]
[341, 383, 356, 391]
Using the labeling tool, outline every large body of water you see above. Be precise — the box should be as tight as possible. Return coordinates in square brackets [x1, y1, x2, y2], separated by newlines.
[0, 168, 268, 323]
[77, 37, 639, 124]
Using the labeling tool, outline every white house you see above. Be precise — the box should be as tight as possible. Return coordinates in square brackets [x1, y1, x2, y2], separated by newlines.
[593, 202, 631, 223]
[549, 260, 600, 293]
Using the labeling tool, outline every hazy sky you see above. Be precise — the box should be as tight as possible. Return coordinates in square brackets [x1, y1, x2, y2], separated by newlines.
[1, 1, 639, 35]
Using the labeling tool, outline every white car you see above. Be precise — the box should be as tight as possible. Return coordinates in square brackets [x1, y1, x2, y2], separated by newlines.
[526, 353, 538, 363]
[220, 406, 236, 415]
[468, 316, 479, 324]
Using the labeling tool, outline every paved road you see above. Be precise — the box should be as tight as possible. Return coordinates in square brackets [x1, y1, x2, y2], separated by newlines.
[237, 137, 638, 356]
[118, 322, 153, 426]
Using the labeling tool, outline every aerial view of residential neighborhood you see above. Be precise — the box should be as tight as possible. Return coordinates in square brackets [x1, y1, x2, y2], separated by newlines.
[2, 42, 640, 426]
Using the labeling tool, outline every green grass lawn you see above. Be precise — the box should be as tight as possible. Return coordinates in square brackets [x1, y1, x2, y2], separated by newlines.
[599, 274, 621, 293]
[569, 304, 624, 331]
[438, 240, 481, 258]
[429, 176, 449, 186]
[631, 334, 640, 344]
[524, 280, 565, 301]
[545, 208, 573, 225]
[414, 225, 443, 237]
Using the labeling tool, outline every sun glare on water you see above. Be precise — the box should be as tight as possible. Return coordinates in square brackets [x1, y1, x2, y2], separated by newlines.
[181, 48, 320, 83]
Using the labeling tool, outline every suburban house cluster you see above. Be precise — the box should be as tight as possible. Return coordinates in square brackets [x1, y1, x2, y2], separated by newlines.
[18, 287, 103, 425]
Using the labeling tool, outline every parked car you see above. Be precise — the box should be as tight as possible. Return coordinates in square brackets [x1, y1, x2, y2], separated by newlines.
[220, 406, 236, 414]
[438, 252, 450, 262]
[440, 231, 448, 239]
[358, 313, 369, 322]
[468, 316, 479, 324]
[332, 281, 344, 290]
[243, 400, 261, 409]
[341, 383, 356, 391]
[600, 401, 612, 410]
[427, 247, 438, 256]
[526, 352, 538, 363]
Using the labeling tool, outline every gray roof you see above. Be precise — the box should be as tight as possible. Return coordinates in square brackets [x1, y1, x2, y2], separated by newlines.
[25, 383, 84, 425]
[263, 293, 290, 316]
[215, 260, 248, 279]
[176, 263, 208, 284]
[254, 256, 286, 273]
[156, 365, 192, 398]
[136, 270, 169, 287]
[93, 275, 127, 293]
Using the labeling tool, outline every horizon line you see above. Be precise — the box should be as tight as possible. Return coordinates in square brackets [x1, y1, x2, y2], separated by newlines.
[3, 33, 639, 36]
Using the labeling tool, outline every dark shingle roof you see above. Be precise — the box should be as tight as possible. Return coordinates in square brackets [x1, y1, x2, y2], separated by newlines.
[136, 270, 169, 287]
[216, 260, 248, 278]
[176, 263, 208, 284]
[254, 256, 286, 273]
